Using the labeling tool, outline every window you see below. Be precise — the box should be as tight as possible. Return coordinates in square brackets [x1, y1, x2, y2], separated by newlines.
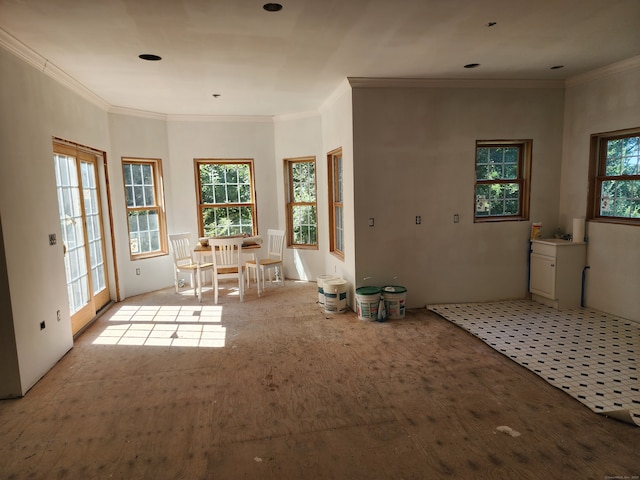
[474, 140, 531, 222]
[285, 157, 318, 248]
[588, 128, 640, 224]
[195, 159, 257, 237]
[328, 148, 344, 258]
[122, 158, 167, 259]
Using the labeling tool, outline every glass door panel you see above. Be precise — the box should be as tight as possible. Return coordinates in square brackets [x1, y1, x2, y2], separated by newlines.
[54, 145, 110, 334]
[55, 153, 91, 318]
[80, 157, 109, 307]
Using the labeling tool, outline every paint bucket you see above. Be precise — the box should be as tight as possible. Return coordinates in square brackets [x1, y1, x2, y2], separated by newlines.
[382, 285, 407, 319]
[317, 275, 338, 306]
[355, 286, 381, 321]
[324, 278, 348, 314]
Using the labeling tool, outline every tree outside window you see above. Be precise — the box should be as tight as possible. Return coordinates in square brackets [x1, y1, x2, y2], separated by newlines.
[196, 159, 257, 237]
[328, 148, 344, 258]
[285, 157, 317, 248]
[588, 129, 640, 224]
[475, 140, 531, 222]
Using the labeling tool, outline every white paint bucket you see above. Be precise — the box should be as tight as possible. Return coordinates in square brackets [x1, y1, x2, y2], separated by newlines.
[355, 286, 381, 321]
[382, 285, 407, 319]
[324, 278, 348, 314]
[317, 275, 338, 305]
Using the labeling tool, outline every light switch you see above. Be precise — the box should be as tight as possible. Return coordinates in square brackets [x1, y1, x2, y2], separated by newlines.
[368, 218, 374, 227]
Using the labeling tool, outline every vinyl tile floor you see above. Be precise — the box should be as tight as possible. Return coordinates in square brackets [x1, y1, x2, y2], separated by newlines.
[427, 300, 640, 426]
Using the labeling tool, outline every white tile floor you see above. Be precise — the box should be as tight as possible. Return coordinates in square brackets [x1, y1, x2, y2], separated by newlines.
[427, 300, 640, 426]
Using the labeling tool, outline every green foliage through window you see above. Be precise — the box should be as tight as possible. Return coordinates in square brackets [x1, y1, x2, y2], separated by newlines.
[286, 158, 317, 247]
[475, 142, 530, 221]
[197, 160, 256, 237]
[598, 135, 640, 219]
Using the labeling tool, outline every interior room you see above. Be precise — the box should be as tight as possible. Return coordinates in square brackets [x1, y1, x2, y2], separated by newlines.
[1, 0, 639, 477]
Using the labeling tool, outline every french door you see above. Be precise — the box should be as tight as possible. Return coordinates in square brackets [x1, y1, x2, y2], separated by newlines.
[54, 142, 110, 335]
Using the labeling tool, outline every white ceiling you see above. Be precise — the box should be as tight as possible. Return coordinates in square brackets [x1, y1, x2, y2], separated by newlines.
[1, 0, 640, 117]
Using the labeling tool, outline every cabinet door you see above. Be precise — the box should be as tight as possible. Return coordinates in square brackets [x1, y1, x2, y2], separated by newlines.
[530, 253, 556, 299]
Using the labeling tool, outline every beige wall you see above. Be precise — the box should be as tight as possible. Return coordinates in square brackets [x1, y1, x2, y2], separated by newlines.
[352, 84, 566, 307]
[273, 114, 326, 281]
[560, 58, 640, 320]
[321, 82, 355, 305]
[107, 113, 171, 299]
[0, 48, 109, 394]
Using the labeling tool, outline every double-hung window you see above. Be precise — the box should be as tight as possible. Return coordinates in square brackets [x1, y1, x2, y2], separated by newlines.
[122, 158, 167, 259]
[195, 159, 257, 237]
[328, 148, 344, 258]
[285, 157, 318, 248]
[474, 140, 532, 222]
[588, 128, 640, 224]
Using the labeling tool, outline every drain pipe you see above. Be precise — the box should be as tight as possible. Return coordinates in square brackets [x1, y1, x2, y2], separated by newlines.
[581, 265, 590, 307]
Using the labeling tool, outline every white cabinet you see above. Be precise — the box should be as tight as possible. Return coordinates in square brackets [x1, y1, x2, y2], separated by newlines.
[529, 239, 586, 309]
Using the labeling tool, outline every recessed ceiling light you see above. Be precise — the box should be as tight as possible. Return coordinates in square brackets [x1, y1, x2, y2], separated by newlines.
[263, 3, 283, 12]
[139, 54, 162, 61]
[550, 65, 564, 70]
[464, 63, 480, 69]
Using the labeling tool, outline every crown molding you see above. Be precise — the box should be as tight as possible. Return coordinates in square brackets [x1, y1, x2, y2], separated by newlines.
[348, 77, 565, 89]
[273, 110, 320, 123]
[166, 113, 274, 123]
[565, 55, 640, 87]
[109, 106, 275, 123]
[0, 27, 111, 111]
[108, 106, 168, 121]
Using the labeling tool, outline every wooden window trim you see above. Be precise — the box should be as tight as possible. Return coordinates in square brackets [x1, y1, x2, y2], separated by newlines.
[474, 140, 532, 223]
[284, 156, 318, 249]
[327, 148, 344, 260]
[122, 157, 168, 260]
[587, 127, 640, 226]
[194, 158, 258, 238]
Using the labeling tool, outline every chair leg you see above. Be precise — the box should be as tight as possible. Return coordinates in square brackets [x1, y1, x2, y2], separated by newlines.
[174, 270, 179, 293]
[213, 274, 219, 304]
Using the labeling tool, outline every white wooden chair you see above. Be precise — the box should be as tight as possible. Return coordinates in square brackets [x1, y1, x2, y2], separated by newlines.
[246, 229, 285, 291]
[169, 233, 213, 302]
[209, 237, 245, 304]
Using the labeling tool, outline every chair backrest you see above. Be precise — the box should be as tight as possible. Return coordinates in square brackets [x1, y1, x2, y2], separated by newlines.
[266, 229, 285, 260]
[169, 233, 194, 267]
[209, 237, 244, 273]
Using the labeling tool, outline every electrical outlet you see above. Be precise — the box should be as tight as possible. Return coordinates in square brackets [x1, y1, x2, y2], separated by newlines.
[136, 268, 141, 275]
[40, 321, 46, 330]
[415, 215, 421, 224]
[57, 310, 61, 322]
[368, 217, 374, 227]
[48, 233, 57, 246]
[454, 214, 459, 223]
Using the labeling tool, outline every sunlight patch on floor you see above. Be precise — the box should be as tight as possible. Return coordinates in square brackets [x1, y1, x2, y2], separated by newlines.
[93, 304, 226, 347]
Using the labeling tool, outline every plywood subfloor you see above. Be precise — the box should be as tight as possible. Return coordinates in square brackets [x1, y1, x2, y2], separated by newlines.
[1, 281, 639, 479]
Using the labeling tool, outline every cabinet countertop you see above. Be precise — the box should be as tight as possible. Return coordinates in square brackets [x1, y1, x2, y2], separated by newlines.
[531, 238, 586, 246]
